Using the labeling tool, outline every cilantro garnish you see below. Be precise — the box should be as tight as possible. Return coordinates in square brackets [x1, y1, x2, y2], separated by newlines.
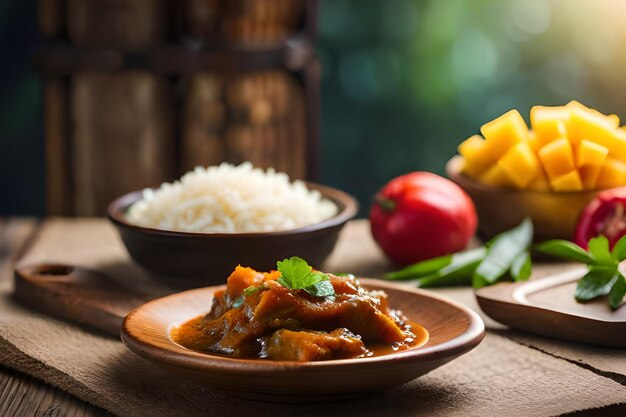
[232, 285, 262, 308]
[537, 235, 626, 310]
[277, 256, 336, 299]
[243, 286, 261, 296]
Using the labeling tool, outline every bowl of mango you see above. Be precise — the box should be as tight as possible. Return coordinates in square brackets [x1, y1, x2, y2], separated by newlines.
[446, 101, 626, 241]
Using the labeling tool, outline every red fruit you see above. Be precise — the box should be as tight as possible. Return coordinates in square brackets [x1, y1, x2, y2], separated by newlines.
[369, 172, 477, 266]
[574, 187, 626, 249]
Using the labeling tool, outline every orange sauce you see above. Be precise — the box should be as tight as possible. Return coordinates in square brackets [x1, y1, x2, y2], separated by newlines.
[171, 315, 429, 360]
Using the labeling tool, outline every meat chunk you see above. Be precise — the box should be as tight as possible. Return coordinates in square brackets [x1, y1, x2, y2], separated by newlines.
[252, 285, 409, 343]
[263, 328, 367, 361]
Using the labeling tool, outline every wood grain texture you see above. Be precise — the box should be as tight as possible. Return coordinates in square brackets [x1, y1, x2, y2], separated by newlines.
[71, 72, 175, 216]
[14, 264, 149, 337]
[0, 366, 112, 417]
[67, 0, 167, 50]
[3, 218, 626, 416]
[43, 78, 72, 216]
[0, 218, 110, 417]
[476, 269, 626, 348]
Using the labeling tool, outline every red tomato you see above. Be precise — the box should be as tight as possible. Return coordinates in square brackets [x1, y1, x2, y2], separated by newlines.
[370, 172, 477, 266]
[574, 187, 626, 249]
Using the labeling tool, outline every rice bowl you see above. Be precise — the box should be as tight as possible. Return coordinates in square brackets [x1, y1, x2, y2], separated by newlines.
[126, 162, 338, 233]
[108, 181, 358, 282]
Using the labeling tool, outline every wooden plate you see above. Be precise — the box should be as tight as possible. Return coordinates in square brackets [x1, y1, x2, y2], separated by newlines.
[476, 268, 626, 348]
[121, 278, 485, 402]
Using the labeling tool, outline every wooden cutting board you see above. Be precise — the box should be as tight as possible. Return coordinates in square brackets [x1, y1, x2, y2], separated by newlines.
[476, 267, 626, 348]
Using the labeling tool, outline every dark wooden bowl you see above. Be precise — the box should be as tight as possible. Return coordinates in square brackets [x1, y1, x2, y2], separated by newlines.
[107, 182, 358, 285]
[121, 278, 485, 402]
[446, 156, 598, 242]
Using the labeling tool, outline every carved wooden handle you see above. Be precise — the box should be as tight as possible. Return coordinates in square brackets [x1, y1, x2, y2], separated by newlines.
[14, 263, 152, 338]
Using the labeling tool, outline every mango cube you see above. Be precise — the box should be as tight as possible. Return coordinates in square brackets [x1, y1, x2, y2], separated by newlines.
[527, 131, 542, 152]
[527, 168, 551, 192]
[596, 158, 626, 189]
[458, 135, 486, 176]
[550, 170, 583, 192]
[475, 110, 528, 172]
[479, 164, 514, 188]
[497, 142, 540, 188]
[455, 102, 626, 192]
[567, 106, 622, 152]
[567, 100, 620, 128]
[613, 129, 626, 161]
[538, 138, 576, 180]
[576, 139, 608, 167]
[530, 105, 568, 147]
[579, 165, 603, 190]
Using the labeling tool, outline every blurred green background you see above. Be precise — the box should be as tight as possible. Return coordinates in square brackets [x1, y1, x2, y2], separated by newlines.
[2, 0, 626, 215]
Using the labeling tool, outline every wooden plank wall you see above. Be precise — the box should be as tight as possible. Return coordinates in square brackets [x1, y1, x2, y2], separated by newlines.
[39, 0, 316, 216]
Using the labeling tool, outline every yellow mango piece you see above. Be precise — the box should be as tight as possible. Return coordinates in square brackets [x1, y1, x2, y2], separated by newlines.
[566, 100, 620, 128]
[530, 105, 568, 147]
[527, 168, 550, 192]
[596, 158, 626, 189]
[458, 135, 485, 177]
[479, 164, 514, 188]
[538, 138, 576, 180]
[613, 129, 626, 161]
[576, 139, 608, 167]
[497, 142, 540, 188]
[579, 165, 603, 190]
[473, 110, 528, 174]
[566, 106, 624, 155]
[550, 170, 583, 192]
[527, 131, 542, 152]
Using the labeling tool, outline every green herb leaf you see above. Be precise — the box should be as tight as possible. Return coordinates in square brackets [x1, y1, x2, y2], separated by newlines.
[574, 266, 617, 302]
[611, 235, 626, 262]
[473, 218, 533, 286]
[535, 240, 595, 264]
[276, 257, 335, 298]
[587, 236, 615, 266]
[277, 256, 313, 289]
[231, 285, 263, 308]
[304, 280, 336, 299]
[243, 286, 261, 296]
[384, 255, 452, 280]
[609, 273, 626, 310]
[511, 250, 532, 282]
[414, 247, 487, 288]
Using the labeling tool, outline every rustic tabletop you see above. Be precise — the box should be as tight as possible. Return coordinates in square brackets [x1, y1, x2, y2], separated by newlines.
[0, 218, 109, 417]
[1, 217, 625, 417]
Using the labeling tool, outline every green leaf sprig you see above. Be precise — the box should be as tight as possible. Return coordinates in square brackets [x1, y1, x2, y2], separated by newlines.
[536, 235, 626, 310]
[231, 285, 263, 308]
[383, 218, 533, 289]
[277, 256, 335, 299]
[231, 257, 335, 308]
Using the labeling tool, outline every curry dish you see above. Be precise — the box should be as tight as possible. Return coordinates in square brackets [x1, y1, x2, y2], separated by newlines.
[172, 259, 428, 361]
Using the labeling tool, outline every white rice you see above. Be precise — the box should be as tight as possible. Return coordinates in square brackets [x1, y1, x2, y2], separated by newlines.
[125, 162, 338, 233]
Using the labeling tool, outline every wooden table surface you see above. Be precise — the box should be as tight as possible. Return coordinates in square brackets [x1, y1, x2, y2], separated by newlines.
[1, 217, 625, 417]
[0, 218, 110, 417]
